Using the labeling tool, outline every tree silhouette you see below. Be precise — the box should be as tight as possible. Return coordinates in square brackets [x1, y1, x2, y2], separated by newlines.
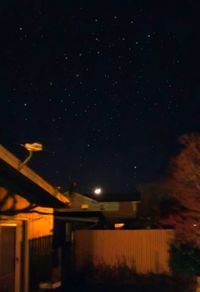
[164, 133, 200, 245]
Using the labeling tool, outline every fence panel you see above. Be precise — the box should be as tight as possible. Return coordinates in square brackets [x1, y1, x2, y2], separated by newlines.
[74, 229, 174, 274]
[29, 235, 52, 289]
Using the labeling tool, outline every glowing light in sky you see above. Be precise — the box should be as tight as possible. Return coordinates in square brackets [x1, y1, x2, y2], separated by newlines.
[94, 187, 102, 195]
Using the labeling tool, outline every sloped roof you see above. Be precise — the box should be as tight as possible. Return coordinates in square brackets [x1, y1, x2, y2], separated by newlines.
[0, 145, 69, 208]
[83, 191, 141, 202]
[55, 192, 139, 223]
[58, 192, 119, 212]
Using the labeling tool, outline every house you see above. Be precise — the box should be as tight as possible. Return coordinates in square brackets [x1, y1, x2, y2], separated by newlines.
[55, 190, 141, 229]
[0, 145, 69, 292]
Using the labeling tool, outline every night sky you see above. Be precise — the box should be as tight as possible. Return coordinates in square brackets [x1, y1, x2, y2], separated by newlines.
[1, 2, 200, 195]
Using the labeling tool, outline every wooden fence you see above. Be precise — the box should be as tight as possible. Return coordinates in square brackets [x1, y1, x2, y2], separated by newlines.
[29, 235, 52, 289]
[74, 229, 174, 274]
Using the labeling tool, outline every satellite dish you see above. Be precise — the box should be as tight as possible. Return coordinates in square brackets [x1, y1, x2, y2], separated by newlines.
[22, 142, 43, 152]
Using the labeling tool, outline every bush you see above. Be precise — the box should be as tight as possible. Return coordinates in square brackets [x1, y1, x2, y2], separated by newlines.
[71, 262, 195, 292]
[169, 239, 200, 277]
[76, 260, 136, 284]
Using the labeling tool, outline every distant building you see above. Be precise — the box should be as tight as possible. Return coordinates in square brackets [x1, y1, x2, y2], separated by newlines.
[55, 191, 141, 229]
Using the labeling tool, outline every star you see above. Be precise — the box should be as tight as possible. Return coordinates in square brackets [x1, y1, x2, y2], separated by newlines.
[1, 1, 197, 195]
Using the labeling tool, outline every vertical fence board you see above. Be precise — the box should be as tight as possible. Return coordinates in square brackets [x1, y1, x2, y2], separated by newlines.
[74, 230, 174, 274]
[29, 235, 52, 289]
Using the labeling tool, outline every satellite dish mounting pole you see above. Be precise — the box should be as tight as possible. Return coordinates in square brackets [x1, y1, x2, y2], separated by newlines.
[18, 142, 43, 170]
[20, 150, 33, 169]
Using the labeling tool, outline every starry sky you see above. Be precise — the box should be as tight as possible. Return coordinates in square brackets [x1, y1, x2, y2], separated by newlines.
[0, 1, 200, 195]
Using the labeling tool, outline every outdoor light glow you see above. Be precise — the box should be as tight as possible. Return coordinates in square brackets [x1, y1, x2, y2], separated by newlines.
[94, 188, 102, 195]
[81, 204, 89, 209]
[115, 223, 125, 229]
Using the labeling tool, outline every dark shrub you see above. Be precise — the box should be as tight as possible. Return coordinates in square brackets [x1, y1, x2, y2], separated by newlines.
[169, 239, 200, 277]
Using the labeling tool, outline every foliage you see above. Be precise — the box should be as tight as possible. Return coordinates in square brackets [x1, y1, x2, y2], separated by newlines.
[72, 262, 195, 291]
[0, 185, 36, 215]
[137, 181, 178, 226]
[169, 239, 200, 277]
[164, 133, 200, 245]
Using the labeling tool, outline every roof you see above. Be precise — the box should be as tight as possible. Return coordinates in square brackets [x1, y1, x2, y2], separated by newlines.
[0, 145, 70, 208]
[82, 191, 141, 202]
[57, 192, 120, 212]
[55, 192, 139, 223]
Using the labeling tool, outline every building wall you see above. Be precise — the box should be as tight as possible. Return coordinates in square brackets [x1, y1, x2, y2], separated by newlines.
[0, 186, 53, 239]
[74, 229, 174, 274]
[15, 205, 53, 240]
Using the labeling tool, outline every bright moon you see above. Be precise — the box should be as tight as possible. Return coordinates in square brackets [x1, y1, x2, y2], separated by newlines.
[94, 188, 102, 195]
